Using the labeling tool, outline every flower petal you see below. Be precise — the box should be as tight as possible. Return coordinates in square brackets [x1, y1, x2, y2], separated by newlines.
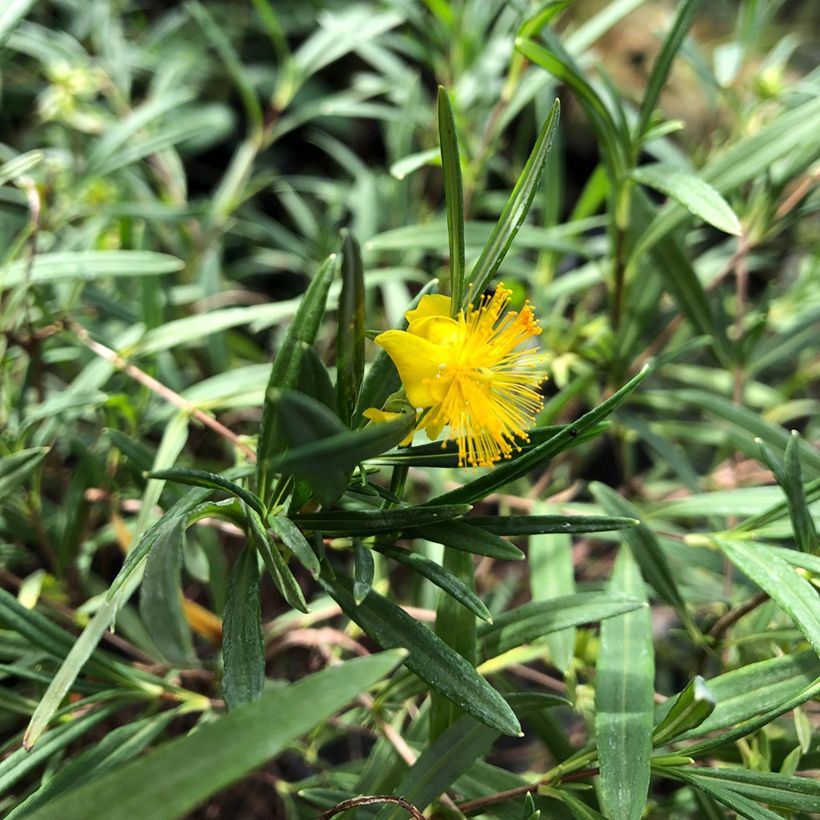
[373, 330, 444, 407]
[408, 315, 459, 346]
[405, 294, 451, 325]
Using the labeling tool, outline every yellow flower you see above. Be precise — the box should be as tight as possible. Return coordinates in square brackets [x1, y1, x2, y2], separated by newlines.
[366, 286, 546, 467]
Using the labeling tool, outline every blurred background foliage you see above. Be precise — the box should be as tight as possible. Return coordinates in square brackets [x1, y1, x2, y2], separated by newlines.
[0, 0, 818, 817]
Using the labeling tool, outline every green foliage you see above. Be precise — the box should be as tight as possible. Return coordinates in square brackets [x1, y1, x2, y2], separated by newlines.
[0, 1, 818, 818]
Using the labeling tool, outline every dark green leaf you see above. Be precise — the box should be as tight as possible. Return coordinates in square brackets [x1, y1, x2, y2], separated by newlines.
[25, 652, 406, 820]
[294, 503, 471, 535]
[353, 539, 375, 605]
[480, 592, 644, 658]
[472, 513, 638, 536]
[783, 430, 818, 552]
[410, 520, 524, 561]
[377, 545, 492, 623]
[139, 520, 195, 665]
[269, 515, 320, 579]
[437, 86, 466, 311]
[222, 543, 264, 709]
[257, 253, 337, 504]
[321, 573, 520, 736]
[467, 98, 561, 304]
[336, 230, 366, 424]
[0, 447, 49, 504]
[246, 505, 308, 614]
[149, 468, 264, 517]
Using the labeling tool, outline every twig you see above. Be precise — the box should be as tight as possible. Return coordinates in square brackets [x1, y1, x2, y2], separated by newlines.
[318, 795, 424, 819]
[67, 320, 256, 461]
[708, 591, 769, 642]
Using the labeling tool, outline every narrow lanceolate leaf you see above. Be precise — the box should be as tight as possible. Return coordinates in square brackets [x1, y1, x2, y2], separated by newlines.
[272, 392, 415, 477]
[431, 364, 650, 506]
[139, 520, 195, 665]
[783, 430, 818, 552]
[294, 504, 471, 536]
[437, 86, 466, 311]
[652, 676, 716, 746]
[377, 545, 492, 623]
[658, 651, 819, 749]
[269, 515, 320, 578]
[479, 593, 643, 658]
[718, 539, 820, 655]
[590, 482, 695, 633]
[466, 98, 560, 305]
[257, 253, 337, 504]
[595, 547, 654, 820]
[377, 715, 497, 820]
[149, 468, 264, 517]
[0, 446, 49, 505]
[430, 548, 477, 740]
[629, 164, 741, 236]
[246, 506, 308, 614]
[336, 230, 366, 424]
[530, 501, 576, 673]
[667, 767, 820, 814]
[472, 513, 638, 536]
[353, 540, 375, 605]
[321, 573, 520, 736]
[2, 251, 184, 289]
[26, 653, 406, 820]
[222, 543, 265, 709]
[634, 0, 704, 142]
[409, 520, 524, 561]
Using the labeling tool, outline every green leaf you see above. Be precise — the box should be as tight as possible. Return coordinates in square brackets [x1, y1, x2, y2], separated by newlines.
[466, 98, 561, 304]
[783, 430, 818, 552]
[480, 593, 644, 658]
[370, 422, 607, 467]
[0, 446, 49, 505]
[267, 389, 349, 506]
[257, 253, 337, 504]
[353, 540, 375, 605]
[718, 539, 820, 655]
[269, 515, 320, 579]
[530, 501, 575, 673]
[410, 520, 524, 561]
[272, 391, 415, 481]
[437, 86, 466, 310]
[633, 0, 705, 143]
[652, 677, 715, 746]
[293, 503, 471, 535]
[336, 230, 366, 424]
[472, 514, 638, 536]
[25, 652, 406, 820]
[222, 543, 264, 709]
[0, 149, 43, 186]
[430, 365, 650, 506]
[2, 251, 184, 289]
[321, 573, 520, 736]
[246, 505, 308, 614]
[595, 547, 654, 820]
[590, 482, 695, 632]
[377, 715, 497, 819]
[629, 164, 741, 236]
[667, 767, 820, 814]
[430, 548, 477, 739]
[149, 468, 264, 517]
[517, 34, 623, 173]
[139, 519, 195, 665]
[377, 545, 492, 623]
